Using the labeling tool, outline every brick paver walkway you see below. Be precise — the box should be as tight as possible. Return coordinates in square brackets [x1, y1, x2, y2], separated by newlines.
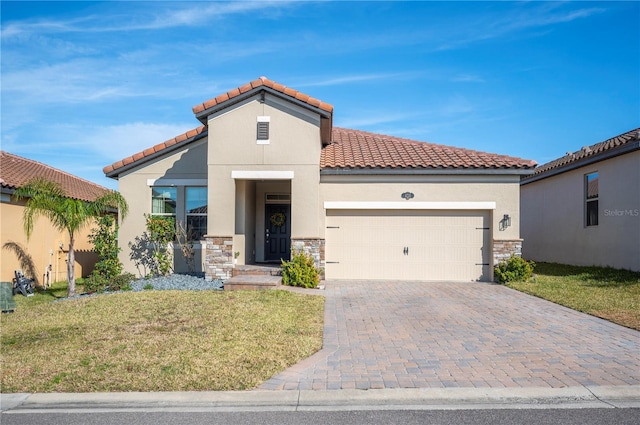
[260, 280, 640, 390]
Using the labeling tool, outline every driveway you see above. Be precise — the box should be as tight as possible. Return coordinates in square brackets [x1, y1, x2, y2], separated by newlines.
[260, 280, 640, 390]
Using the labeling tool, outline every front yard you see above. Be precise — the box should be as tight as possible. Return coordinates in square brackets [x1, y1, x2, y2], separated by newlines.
[1, 287, 324, 393]
[506, 262, 640, 331]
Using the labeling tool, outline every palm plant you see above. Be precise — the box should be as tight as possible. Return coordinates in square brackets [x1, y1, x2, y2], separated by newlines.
[14, 178, 129, 297]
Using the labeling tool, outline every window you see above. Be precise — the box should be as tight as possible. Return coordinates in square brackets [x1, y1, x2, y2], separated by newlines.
[585, 172, 598, 226]
[152, 187, 177, 216]
[186, 187, 207, 240]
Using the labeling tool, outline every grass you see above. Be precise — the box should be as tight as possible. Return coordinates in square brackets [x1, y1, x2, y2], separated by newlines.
[1, 287, 324, 393]
[506, 262, 640, 330]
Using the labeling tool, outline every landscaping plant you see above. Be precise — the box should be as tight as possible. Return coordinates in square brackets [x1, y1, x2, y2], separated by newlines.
[13, 178, 128, 297]
[145, 214, 176, 276]
[494, 255, 535, 283]
[281, 251, 320, 288]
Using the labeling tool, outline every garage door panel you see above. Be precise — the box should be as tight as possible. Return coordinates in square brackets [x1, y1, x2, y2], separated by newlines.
[325, 210, 490, 281]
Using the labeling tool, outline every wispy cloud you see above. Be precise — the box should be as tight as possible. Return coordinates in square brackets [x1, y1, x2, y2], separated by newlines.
[1, 2, 293, 37]
[435, 3, 606, 51]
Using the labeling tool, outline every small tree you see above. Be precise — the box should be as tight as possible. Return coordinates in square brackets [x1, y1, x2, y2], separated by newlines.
[145, 214, 175, 276]
[89, 215, 122, 279]
[175, 220, 196, 274]
[85, 214, 125, 292]
[14, 178, 128, 297]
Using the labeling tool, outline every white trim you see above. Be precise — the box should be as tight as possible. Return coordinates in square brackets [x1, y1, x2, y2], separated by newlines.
[324, 201, 496, 210]
[257, 116, 271, 122]
[232, 171, 294, 180]
[147, 179, 207, 186]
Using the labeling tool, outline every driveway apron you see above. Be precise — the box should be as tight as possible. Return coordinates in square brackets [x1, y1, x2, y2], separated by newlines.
[260, 280, 640, 390]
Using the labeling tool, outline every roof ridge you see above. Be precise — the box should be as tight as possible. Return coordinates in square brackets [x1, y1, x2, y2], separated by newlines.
[192, 77, 334, 116]
[1, 151, 110, 191]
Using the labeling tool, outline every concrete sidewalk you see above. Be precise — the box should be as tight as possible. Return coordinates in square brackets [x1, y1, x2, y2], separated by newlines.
[2, 386, 640, 413]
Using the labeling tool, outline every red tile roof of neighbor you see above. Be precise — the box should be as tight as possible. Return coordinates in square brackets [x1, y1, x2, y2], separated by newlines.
[1, 151, 111, 202]
[530, 127, 640, 176]
[104, 77, 536, 176]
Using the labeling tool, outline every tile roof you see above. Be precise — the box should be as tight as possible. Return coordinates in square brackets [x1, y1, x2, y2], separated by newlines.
[529, 127, 640, 177]
[103, 125, 207, 176]
[321, 128, 537, 170]
[1, 151, 110, 201]
[192, 76, 334, 116]
[104, 78, 536, 177]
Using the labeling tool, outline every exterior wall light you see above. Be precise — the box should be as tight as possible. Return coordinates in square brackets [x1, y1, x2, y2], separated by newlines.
[500, 214, 511, 231]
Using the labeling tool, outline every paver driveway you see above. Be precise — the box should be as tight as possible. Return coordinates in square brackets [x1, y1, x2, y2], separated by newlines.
[260, 280, 640, 390]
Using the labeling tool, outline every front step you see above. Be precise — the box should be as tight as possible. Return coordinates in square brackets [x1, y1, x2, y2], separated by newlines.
[226, 264, 283, 290]
[224, 274, 282, 291]
[232, 264, 282, 277]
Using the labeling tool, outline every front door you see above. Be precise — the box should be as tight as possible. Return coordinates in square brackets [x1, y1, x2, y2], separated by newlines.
[265, 204, 291, 262]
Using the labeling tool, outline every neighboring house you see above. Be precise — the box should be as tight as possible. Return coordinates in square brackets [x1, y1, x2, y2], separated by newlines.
[104, 77, 536, 282]
[0, 151, 109, 285]
[520, 128, 640, 272]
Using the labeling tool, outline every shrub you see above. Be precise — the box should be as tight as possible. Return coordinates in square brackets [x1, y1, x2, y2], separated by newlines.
[495, 255, 535, 283]
[89, 215, 123, 279]
[281, 251, 320, 288]
[82, 273, 136, 293]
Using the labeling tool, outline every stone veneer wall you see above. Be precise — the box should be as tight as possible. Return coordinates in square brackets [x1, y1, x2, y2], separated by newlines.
[493, 239, 523, 266]
[291, 238, 325, 279]
[204, 236, 234, 280]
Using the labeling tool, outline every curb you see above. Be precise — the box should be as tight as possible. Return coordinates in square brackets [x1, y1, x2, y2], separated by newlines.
[2, 386, 640, 413]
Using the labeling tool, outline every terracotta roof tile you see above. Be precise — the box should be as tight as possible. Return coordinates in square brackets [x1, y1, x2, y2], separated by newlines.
[531, 127, 639, 176]
[1, 151, 110, 201]
[321, 128, 536, 170]
[103, 125, 207, 175]
[192, 76, 334, 116]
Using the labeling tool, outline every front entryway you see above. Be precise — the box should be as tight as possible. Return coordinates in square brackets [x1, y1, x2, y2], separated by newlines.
[264, 204, 291, 262]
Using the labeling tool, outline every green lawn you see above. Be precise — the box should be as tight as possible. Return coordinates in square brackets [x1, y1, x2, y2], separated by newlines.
[1, 287, 324, 393]
[506, 262, 640, 330]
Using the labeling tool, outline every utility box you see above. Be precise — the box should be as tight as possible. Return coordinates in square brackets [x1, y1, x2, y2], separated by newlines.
[0, 282, 17, 313]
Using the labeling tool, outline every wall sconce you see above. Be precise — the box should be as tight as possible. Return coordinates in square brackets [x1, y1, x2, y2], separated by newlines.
[500, 214, 511, 231]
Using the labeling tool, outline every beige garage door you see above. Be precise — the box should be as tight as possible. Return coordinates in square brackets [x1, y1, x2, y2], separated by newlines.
[325, 210, 491, 281]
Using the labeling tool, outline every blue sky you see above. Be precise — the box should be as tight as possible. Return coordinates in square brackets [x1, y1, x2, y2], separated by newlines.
[2, 1, 638, 190]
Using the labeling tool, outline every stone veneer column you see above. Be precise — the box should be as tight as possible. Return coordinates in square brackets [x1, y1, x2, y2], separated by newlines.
[204, 236, 234, 281]
[291, 238, 325, 280]
[493, 239, 523, 267]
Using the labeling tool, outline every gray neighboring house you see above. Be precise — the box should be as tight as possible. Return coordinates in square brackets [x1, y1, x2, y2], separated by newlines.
[520, 128, 640, 271]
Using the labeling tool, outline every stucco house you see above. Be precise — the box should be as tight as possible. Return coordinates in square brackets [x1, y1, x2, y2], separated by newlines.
[0, 151, 110, 285]
[104, 77, 536, 282]
[521, 128, 640, 272]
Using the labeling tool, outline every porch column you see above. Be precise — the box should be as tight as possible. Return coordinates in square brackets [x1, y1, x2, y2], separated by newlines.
[204, 236, 234, 280]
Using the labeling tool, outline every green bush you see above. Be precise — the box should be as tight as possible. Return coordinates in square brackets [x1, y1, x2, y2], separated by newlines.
[281, 251, 320, 288]
[495, 255, 535, 283]
[82, 273, 136, 293]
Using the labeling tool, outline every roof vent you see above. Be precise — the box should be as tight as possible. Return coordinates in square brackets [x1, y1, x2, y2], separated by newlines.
[581, 146, 591, 153]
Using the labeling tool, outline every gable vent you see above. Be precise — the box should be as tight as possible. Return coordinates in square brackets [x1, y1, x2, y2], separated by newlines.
[257, 122, 269, 140]
[257, 116, 270, 144]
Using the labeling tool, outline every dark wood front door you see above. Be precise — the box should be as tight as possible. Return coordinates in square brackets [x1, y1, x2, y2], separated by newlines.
[265, 204, 291, 262]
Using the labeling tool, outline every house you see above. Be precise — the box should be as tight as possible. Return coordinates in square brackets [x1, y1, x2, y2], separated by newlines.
[520, 128, 640, 272]
[0, 151, 111, 285]
[104, 77, 536, 282]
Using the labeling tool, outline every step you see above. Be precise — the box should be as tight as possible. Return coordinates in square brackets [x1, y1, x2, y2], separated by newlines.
[224, 275, 282, 291]
[232, 264, 282, 277]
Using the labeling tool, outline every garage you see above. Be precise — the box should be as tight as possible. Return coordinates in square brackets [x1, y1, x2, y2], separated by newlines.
[324, 208, 491, 281]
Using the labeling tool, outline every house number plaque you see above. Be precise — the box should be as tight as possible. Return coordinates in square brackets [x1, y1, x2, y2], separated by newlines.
[401, 192, 414, 200]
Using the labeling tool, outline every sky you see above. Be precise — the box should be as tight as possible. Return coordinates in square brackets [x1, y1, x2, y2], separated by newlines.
[2, 1, 638, 190]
